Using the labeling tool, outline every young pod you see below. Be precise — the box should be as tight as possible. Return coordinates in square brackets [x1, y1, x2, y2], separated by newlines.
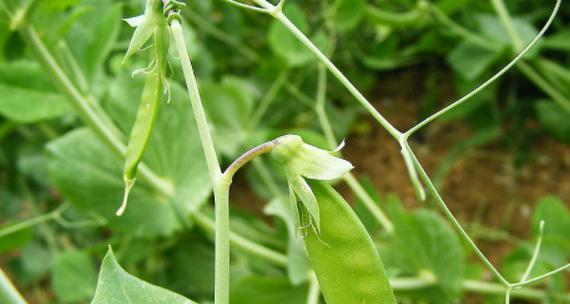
[305, 181, 396, 304]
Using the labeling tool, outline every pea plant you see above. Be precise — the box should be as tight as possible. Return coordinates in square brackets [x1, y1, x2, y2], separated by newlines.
[0, 0, 569, 303]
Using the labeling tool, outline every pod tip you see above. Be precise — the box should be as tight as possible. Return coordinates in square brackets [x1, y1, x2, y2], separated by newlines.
[116, 178, 136, 216]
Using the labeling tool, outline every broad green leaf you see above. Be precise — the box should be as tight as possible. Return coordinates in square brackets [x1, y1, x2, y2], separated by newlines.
[20, 243, 52, 284]
[48, 78, 210, 237]
[91, 248, 197, 304]
[200, 76, 258, 156]
[535, 101, 570, 144]
[0, 61, 70, 122]
[383, 201, 465, 303]
[328, 0, 366, 31]
[52, 250, 97, 303]
[268, 4, 314, 67]
[165, 236, 215, 297]
[476, 14, 540, 56]
[230, 276, 308, 304]
[47, 129, 181, 236]
[66, 1, 122, 82]
[532, 196, 570, 242]
[447, 41, 499, 81]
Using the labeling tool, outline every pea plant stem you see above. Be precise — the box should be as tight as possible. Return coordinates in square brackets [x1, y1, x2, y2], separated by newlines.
[0, 211, 57, 239]
[252, 0, 402, 140]
[306, 272, 320, 304]
[0, 269, 27, 304]
[405, 0, 562, 137]
[490, 0, 524, 52]
[428, 0, 570, 114]
[170, 19, 230, 304]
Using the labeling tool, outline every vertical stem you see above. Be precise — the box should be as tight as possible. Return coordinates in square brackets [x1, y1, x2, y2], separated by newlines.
[307, 272, 320, 304]
[170, 21, 222, 181]
[170, 19, 228, 304]
[0, 269, 27, 304]
[490, 0, 523, 52]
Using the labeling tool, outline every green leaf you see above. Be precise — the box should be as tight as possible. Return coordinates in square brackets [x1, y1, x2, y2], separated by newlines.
[200, 76, 258, 156]
[48, 129, 181, 236]
[0, 226, 32, 253]
[0, 61, 70, 122]
[268, 4, 314, 67]
[64, 1, 121, 82]
[447, 41, 499, 81]
[47, 79, 210, 237]
[91, 248, 197, 304]
[476, 14, 540, 56]
[328, 0, 366, 31]
[52, 250, 97, 303]
[230, 276, 308, 304]
[535, 101, 570, 144]
[532, 196, 570, 242]
[383, 202, 465, 303]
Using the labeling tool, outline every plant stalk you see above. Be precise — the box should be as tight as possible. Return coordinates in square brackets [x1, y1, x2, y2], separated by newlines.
[170, 19, 229, 304]
[0, 269, 27, 304]
[252, 0, 401, 140]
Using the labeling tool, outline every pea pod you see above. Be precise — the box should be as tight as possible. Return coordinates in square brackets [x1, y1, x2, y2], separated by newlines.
[304, 181, 396, 304]
[118, 0, 169, 216]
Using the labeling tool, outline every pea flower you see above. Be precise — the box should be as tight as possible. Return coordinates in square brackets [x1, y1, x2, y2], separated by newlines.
[271, 135, 353, 235]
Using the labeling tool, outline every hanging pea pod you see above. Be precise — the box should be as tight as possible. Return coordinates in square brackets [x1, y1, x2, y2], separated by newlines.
[304, 181, 396, 304]
[117, 0, 170, 216]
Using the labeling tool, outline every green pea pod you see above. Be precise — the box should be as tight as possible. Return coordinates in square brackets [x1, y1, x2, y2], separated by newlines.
[117, 69, 163, 216]
[117, 1, 169, 216]
[305, 181, 396, 304]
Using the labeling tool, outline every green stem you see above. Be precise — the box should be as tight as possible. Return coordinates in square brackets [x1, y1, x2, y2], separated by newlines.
[428, 3, 498, 51]
[462, 280, 567, 301]
[407, 149, 510, 286]
[307, 272, 320, 304]
[0, 211, 58, 238]
[312, 64, 395, 232]
[489, 0, 570, 112]
[170, 19, 228, 304]
[406, 0, 561, 136]
[517, 61, 570, 112]
[490, 0, 524, 52]
[0, 269, 27, 304]
[252, 0, 402, 140]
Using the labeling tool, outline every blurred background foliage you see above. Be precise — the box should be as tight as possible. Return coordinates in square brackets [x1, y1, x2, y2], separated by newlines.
[0, 0, 569, 303]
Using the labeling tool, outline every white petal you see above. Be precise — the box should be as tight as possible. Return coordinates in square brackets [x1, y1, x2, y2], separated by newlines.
[123, 15, 145, 27]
